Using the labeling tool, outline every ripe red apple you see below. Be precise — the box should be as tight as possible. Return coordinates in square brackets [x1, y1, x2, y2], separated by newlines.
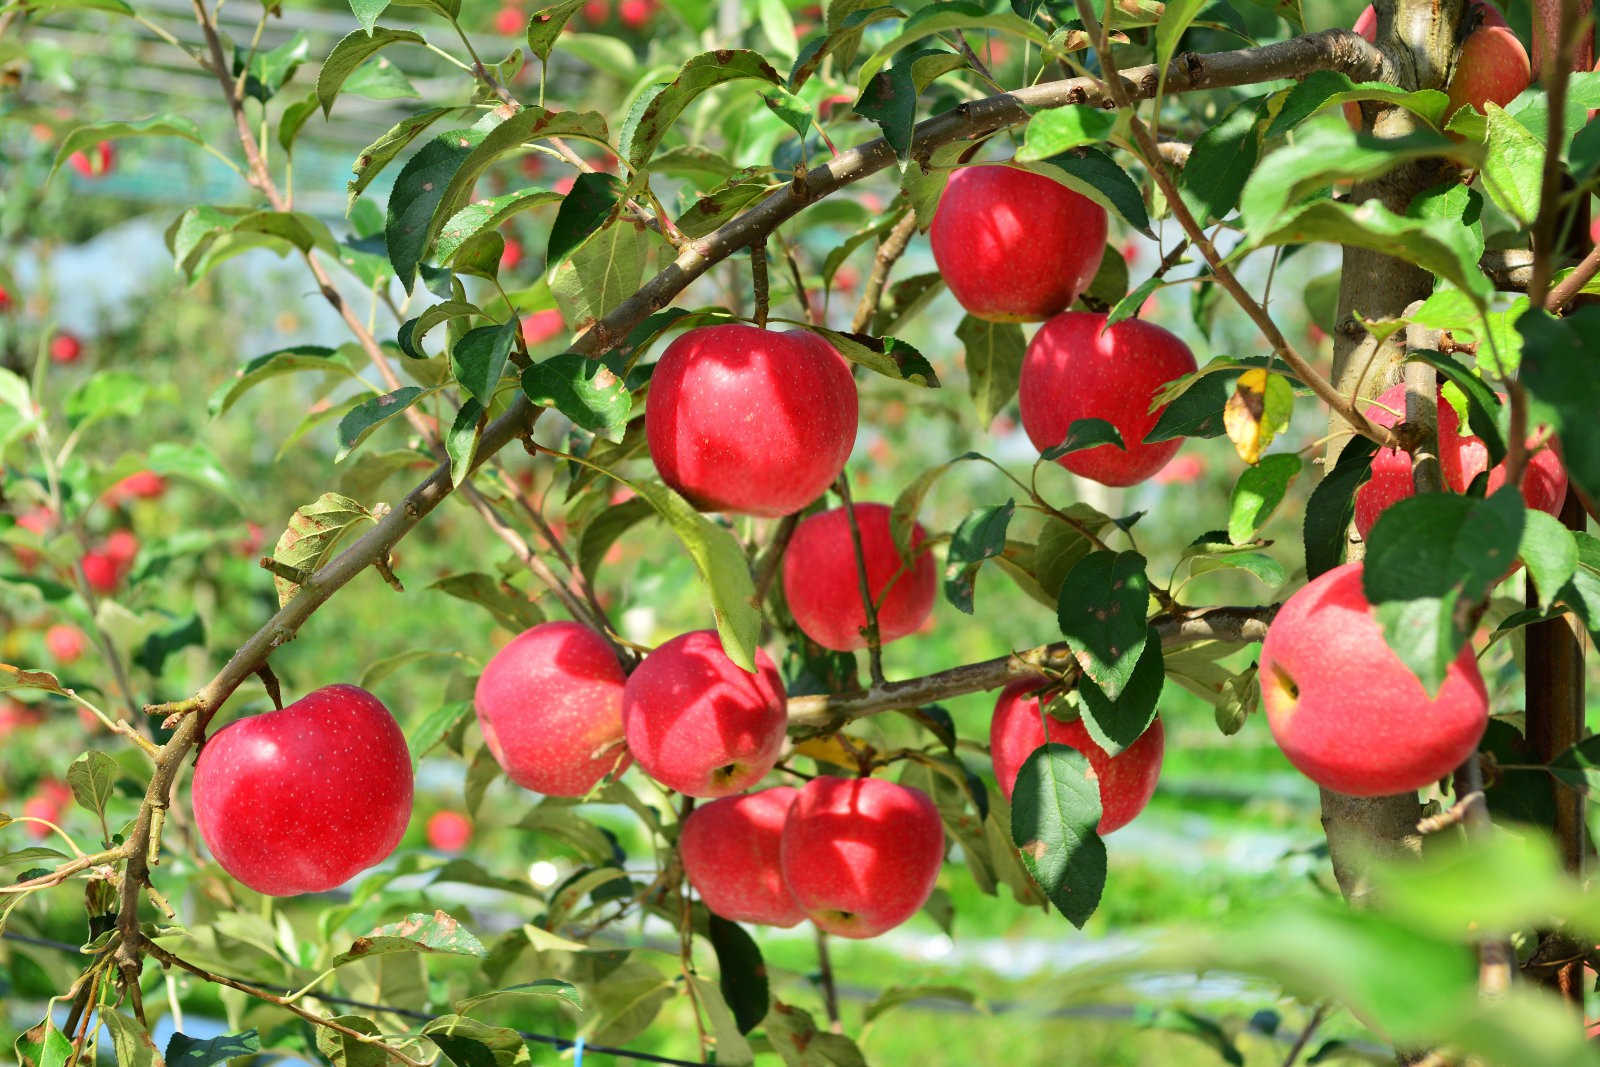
[13, 507, 55, 570]
[67, 141, 114, 178]
[645, 324, 858, 517]
[1154, 453, 1206, 486]
[81, 551, 121, 594]
[492, 4, 524, 34]
[0, 284, 11, 312]
[0, 700, 42, 738]
[501, 236, 524, 272]
[1446, 2, 1531, 119]
[618, 0, 654, 28]
[22, 780, 72, 841]
[779, 775, 944, 938]
[49, 333, 82, 364]
[781, 503, 937, 652]
[1352, 383, 1567, 539]
[929, 165, 1108, 322]
[581, 0, 608, 23]
[474, 621, 630, 796]
[1019, 311, 1197, 487]
[45, 624, 86, 664]
[988, 680, 1164, 834]
[519, 153, 546, 179]
[622, 630, 787, 797]
[1259, 561, 1489, 795]
[520, 309, 565, 347]
[426, 810, 472, 852]
[192, 685, 413, 896]
[679, 787, 805, 927]
[106, 470, 166, 502]
[101, 530, 139, 571]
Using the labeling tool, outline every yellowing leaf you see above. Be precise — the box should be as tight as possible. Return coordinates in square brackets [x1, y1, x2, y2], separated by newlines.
[1223, 368, 1293, 464]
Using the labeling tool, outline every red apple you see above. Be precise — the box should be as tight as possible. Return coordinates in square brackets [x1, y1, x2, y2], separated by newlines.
[1154, 453, 1206, 486]
[622, 630, 787, 797]
[645, 324, 858, 517]
[101, 530, 139, 571]
[49, 333, 82, 364]
[0, 700, 42, 737]
[520, 309, 565, 347]
[426, 810, 472, 852]
[1343, 5, 1380, 129]
[818, 93, 854, 120]
[781, 503, 937, 652]
[1352, 383, 1567, 539]
[44, 624, 86, 664]
[1019, 311, 1197, 487]
[81, 551, 120, 594]
[192, 685, 413, 896]
[989, 680, 1164, 834]
[492, 4, 524, 34]
[679, 787, 805, 926]
[618, 0, 654, 28]
[13, 507, 55, 570]
[474, 621, 630, 797]
[581, 0, 608, 22]
[22, 780, 72, 841]
[0, 284, 11, 312]
[501, 236, 524, 272]
[1446, 2, 1530, 119]
[67, 141, 114, 178]
[779, 775, 944, 938]
[929, 165, 1108, 322]
[1259, 561, 1489, 796]
[106, 470, 166, 502]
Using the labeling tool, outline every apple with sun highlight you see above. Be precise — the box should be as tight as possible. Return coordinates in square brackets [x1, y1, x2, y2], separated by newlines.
[782, 503, 937, 652]
[680, 787, 805, 927]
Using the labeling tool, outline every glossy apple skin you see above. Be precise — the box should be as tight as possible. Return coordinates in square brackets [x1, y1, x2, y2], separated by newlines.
[474, 621, 630, 797]
[1352, 383, 1568, 540]
[426, 810, 472, 852]
[49, 333, 82, 364]
[192, 685, 413, 896]
[781, 503, 937, 652]
[646, 325, 858, 518]
[1259, 562, 1489, 796]
[779, 776, 944, 938]
[623, 630, 788, 797]
[1019, 311, 1197, 487]
[679, 787, 805, 927]
[930, 165, 1108, 322]
[988, 680, 1164, 834]
[1446, 2, 1530, 119]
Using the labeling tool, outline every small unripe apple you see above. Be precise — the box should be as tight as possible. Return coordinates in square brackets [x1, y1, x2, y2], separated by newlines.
[520, 309, 564, 347]
[492, 4, 524, 34]
[781, 503, 937, 652]
[426, 810, 472, 852]
[679, 787, 805, 926]
[192, 685, 413, 896]
[45, 624, 86, 664]
[500, 236, 524, 272]
[988, 680, 1164, 834]
[930, 165, 1107, 322]
[1019, 311, 1197, 487]
[474, 621, 630, 797]
[49, 333, 83, 364]
[622, 630, 787, 797]
[779, 775, 944, 938]
[645, 324, 858, 517]
[68, 142, 114, 178]
[1259, 561, 1489, 796]
[1352, 383, 1568, 539]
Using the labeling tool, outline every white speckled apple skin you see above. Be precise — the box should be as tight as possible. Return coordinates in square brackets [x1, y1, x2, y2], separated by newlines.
[680, 787, 805, 927]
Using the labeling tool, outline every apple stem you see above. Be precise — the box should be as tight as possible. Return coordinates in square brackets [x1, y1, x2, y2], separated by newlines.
[751, 241, 770, 329]
[834, 475, 887, 686]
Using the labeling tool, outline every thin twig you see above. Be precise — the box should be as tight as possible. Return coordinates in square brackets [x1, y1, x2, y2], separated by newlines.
[1280, 1002, 1329, 1066]
[815, 928, 843, 1032]
[850, 212, 919, 334]
[834, 475, 886, 686]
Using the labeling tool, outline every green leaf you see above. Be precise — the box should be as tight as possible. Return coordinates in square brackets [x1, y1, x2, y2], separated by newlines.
[66, 750, 118, 821]
[855, 53, 918, 162]
[385, 127, 486, 292]
[49, 116, 205, 182]
[1479, 103, 1544, 224]
[1304, 437, 1376, 578]
[271, 493, 379, 606]
[1026, 148, 1152, 235]
[1040, 417, 1124, 460]
[1017, 105, 1118, 161]
[757, 0, 798, 61]
[578, 496, 656, 582]
[209, 346, 350, 418]
[890, 451, 987, 556]
[944, 500, 1013, 614]
[1075, 626, 1162, 756]
[451, 321, 517, 407]
[133, 614, 204, 676]
[348, 107, 464, 208]
[1056, 550, 1149, 701]
[618, 50, 782, 177]
[548, 172, 627, 268]
[102, 1012, 162, 1067]
[348, 0, 392, 34]
[145, 441, 239, 505]
[854, 2, 1046, 89]
[278, 92, 320, 156]
[64, 370, 160, 430]
[406, 699, 472, 765]
[336, 386, 427, 462]
[796, 324, 939, 387]
[1519, 509, 1578, 603]
[398, 300, 480, 359]
[521, 355, 631, 441]
[456, 979, 583, 1015]
[861, 984, 977, 1026]
[446, 398, 483, 487]
[550, 219, 656, 332]
[316, 1016, 388, 1067]
[234, 30, 309, 104]
[1178, 95, 1262, 223]
[526, 0, 587, 63]
[165, 1030, 262, 1067]
[331, 910, 487, 966]
[1365, 487, 1525, 694]
[956, 315, 1024, 429]
[763, 1001, 869, 1066]
[1135, 1007, 1243, 1066]
[629, 479, 760, 671]
[1406, 347, 1506, 465]
[1227, 453, 1301, 544]
[1519, 307, 1600, 504]
[1264, 70, 1451, 138]
[316, 28, 425, 117]
[437, 189, 563, 263]
[1009, 744, 1105, 928]
[708, 915, 769, 1034]
[429, 572, 544, 632]
[1146, 364, 1243, 442]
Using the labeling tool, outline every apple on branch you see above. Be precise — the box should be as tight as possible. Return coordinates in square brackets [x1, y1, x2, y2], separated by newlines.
[680, 787, 805, 926]
[782, 503, 937, 652]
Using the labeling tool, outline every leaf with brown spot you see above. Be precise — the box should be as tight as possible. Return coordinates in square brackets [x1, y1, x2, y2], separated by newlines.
[1009, 744, 1105, 929]
[330, 909, 486, 967]
[271, 493, 378, 607]
[1223, 367, 1294, 464]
